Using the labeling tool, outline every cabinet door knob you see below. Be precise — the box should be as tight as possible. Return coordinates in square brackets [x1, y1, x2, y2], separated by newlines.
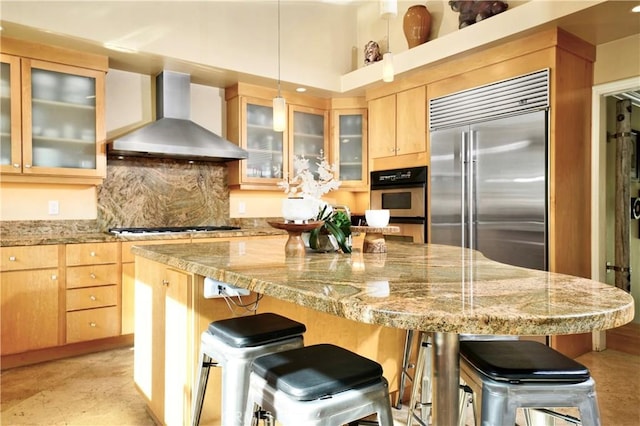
[90, 251, 96, 257]
[90, 295, 97, 301]
[12, 163, 20, 168]
[51, 274, 57, 280]
[389, 148, 395, 153]
[24, 164, 32, 168]
[90, 273, 96, 279]
[8, 256, 16, 261]
[89, 322, 97, 327]
[162, 279, 169, 286]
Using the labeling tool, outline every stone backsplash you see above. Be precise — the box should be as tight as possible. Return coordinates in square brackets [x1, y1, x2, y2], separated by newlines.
[97, 157, 230, 229]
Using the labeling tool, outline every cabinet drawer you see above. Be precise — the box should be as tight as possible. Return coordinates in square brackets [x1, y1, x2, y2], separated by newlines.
[1, 245, 59, 271]
[66, 264, 118, 288]
[66, 242, 118, 266]
[66, 306, 119, 343]
[66, 285, 117, 311]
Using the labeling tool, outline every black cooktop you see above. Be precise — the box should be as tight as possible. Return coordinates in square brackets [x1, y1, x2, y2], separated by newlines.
[109, 226, 241, 235]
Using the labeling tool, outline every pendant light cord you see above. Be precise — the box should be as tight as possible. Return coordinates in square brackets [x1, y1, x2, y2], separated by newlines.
[277, 0, 281, 97]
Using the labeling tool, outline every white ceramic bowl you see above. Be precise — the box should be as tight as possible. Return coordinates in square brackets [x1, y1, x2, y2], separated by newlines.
[282, 198, 316, 223]
[365, 209, 390, 227]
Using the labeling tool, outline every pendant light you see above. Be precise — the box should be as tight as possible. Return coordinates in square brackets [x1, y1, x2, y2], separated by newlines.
[381, 0, 396, 83]
[273, 0, 286, 132]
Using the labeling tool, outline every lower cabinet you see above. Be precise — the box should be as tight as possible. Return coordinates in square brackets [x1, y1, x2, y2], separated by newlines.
[65, 242, 120, 343]
[0, 245, 60, 355]
[134, 257, 193, 425]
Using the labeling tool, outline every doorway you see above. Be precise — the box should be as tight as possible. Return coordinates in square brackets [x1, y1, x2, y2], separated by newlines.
[592, 77, 640, 352]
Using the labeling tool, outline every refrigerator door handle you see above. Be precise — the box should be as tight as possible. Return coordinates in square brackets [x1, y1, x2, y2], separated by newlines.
[461, 131, 468, 249]
[469, 130, 477, 250]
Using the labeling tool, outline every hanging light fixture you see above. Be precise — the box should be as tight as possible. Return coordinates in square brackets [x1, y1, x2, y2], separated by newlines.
[273, 0, 286, 132]
[380, 0, 396, 83]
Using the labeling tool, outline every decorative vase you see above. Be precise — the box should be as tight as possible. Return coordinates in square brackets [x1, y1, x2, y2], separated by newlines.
[403, 5, 432, 48]
[311, 232, 339, 252]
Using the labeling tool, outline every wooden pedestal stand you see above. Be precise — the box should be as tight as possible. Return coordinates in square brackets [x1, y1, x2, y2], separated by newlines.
[351, 226, 400, 253]
[267, 221, 324, 257]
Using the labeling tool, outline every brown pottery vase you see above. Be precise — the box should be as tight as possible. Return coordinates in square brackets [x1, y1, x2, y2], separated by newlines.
[403, 5, 432, 48]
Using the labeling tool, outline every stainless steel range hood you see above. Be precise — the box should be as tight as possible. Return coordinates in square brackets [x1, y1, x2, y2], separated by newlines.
[108, 71, 248, 162]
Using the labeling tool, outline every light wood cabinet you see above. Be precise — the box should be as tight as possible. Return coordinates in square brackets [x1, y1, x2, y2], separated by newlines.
[226, 83, 329, 190]
[65, 242, 120, 343]
[330, 103, 368, 190]
[369, 86, 427, 170]
[134, 257, 193, 425]
[0, 245, 61, 355]
[0, 37, 107, 184]
[121, 239, 190, 335]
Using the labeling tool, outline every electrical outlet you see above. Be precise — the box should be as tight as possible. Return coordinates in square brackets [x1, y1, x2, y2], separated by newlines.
[238, 201, 246, 215]
[203, 277, 250, 298]
[48, 200, 59, 215]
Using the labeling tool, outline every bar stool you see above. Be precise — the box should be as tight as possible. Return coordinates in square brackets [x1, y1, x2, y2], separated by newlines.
[244, 343, 394, 426]
[405, 334, 519, 426]
[459, 340, 601, 426]
[191, 313, 306, 426]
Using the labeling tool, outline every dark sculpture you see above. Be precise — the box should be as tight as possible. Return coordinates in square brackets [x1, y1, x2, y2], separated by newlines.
[449, 1, 509, 29]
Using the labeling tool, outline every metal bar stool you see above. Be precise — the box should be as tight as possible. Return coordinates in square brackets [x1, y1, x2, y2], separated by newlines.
[406, 332, 474, 426]
[245, 343, 394, 426]
[459, 340, 601, 426]
[191, 313, 306, 426]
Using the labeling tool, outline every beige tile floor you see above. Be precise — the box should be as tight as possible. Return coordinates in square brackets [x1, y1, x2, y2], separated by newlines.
[1, 347, 638, 425]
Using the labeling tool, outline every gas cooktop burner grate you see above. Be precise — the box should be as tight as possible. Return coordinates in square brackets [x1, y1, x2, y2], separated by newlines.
[109, 226, 241, 235]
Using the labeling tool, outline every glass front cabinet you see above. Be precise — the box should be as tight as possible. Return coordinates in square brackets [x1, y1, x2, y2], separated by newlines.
[331, 108, 368, 189]
[0, 39, 106, 182]
[226, 85, 329, 190]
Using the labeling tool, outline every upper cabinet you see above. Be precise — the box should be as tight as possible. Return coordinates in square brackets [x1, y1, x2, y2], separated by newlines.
[0, 37, 107, 184]
[226, 83, 329, 190]
[330, 98, 368, 190]
[368, 86, 427, 171]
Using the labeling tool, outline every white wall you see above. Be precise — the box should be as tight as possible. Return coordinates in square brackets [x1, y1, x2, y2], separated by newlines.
[0, 0, 358, 92]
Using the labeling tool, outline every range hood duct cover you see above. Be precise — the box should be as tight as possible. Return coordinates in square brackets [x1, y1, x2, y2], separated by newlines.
[108, 71, 248, 162]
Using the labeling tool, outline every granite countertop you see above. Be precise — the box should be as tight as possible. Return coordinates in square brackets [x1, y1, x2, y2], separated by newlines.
[131, 237, 635, 336]
[0, 227, 285, 247]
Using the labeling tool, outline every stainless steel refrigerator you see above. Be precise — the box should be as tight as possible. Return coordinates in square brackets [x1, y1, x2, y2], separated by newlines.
[429, 70, 549, 271]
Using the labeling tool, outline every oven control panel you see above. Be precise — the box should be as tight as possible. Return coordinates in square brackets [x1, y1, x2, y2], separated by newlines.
[370, 166, 427, 188]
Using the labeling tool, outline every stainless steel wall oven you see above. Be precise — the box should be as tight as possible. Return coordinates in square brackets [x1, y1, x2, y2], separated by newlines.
[370, 166, 427, 243]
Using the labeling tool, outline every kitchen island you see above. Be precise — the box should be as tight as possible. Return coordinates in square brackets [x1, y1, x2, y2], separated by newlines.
[132, 237, 634, 425]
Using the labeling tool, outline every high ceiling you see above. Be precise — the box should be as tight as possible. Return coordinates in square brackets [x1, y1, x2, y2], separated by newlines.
[1, 1, 639, 97]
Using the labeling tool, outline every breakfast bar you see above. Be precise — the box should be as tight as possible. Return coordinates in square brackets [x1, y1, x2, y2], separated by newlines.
[132, 237, 634, 425]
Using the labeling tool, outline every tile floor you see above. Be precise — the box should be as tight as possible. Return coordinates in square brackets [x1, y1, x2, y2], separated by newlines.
[1, 347, 638, 425]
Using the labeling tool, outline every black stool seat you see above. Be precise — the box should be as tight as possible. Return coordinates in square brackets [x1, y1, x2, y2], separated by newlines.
[208, 313, 306, 348]
[252, 344, 384, 401]
[460, 340, 591, 384]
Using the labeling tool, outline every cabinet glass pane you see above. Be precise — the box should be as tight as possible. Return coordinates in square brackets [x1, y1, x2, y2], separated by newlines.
[246, 103, 283, 179]
[1, 63, 11, 166]
[31, 68, 96, 169]
[292, 111, 324, 176]
[339, 114, 363, 181]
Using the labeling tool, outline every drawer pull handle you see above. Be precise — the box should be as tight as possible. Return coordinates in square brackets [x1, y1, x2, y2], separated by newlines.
[9, 256, 16, 261]
[162, 280, 169, 286]
[89, 322, 97, 327]
[90, 251, 96, 257]
[90, 273, 96, 279]
[90, 295, 97, 301]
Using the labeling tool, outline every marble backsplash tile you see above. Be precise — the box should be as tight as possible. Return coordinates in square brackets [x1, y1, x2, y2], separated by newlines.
[97, 157, 230, 229]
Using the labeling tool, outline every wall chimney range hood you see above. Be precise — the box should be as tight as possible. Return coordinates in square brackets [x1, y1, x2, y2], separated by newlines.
[108, 71, 248, 162]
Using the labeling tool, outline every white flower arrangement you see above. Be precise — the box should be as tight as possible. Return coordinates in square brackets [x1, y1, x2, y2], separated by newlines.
[277, 155, 341, 200]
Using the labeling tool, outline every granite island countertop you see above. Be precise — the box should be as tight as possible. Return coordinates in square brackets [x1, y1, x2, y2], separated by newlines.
[131, 237, 634, 336]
